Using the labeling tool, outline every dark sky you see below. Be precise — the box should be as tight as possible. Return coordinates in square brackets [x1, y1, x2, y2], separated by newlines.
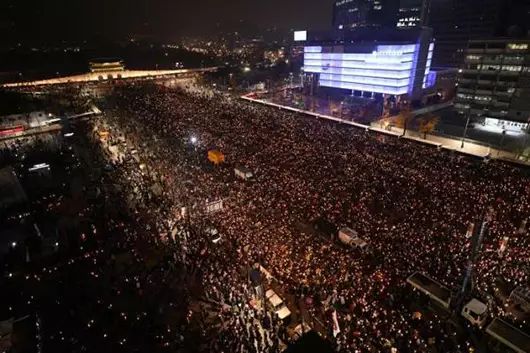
[4, 0, 335, 43]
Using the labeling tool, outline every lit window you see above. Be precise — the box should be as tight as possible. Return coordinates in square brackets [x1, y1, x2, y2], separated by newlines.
[507, 43, 528, 50]
[502, 65, 522, 72]
[479, 64, 500, 71]
[457, 93, 472, 100]
[503, 56, 523, 64]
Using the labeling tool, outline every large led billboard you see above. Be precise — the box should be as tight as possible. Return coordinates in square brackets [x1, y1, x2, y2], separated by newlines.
[294, 31, 307, 42]
[303, 44, 431, 95]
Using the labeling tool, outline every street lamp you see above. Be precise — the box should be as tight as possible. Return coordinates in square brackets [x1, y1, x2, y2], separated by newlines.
[190, 136, 199, 163]
[498, 129, 507, 155]
[461, 108, 472, 148]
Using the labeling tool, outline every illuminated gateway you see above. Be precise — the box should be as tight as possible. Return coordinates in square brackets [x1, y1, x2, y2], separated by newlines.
[89, 58, 126, 73]
[297, 27, 435, 100]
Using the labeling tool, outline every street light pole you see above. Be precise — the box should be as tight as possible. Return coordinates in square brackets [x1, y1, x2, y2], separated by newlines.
[461, 108, 471, 149]
[517, 117, 530, 160]
[309, 74, 313, 97]
[497, 129, 507, 156]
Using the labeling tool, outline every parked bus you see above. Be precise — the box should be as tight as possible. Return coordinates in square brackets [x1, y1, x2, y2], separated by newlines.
[485, 318, 530, 353]
[407, 272, 452, 309]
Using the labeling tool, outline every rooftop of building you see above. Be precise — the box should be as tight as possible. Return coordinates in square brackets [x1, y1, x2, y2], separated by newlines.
[88, 58, 124, 65]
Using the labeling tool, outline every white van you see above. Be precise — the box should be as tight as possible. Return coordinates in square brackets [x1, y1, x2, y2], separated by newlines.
[351, 237, 368, 251]
[338, 227, 368, 250]
[234, 166, 254, 180]
[462, 298, 488, 327]
[338, 227, 357, 245]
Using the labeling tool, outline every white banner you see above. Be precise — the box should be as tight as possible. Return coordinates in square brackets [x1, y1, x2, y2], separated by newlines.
[332, 310, 340, 337]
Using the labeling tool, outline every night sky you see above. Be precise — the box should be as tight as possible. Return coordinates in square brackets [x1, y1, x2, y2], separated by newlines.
[5, 0, 335, 42]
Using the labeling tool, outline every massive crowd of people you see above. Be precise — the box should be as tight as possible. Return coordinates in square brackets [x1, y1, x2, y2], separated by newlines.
[78, 81, 529, 353]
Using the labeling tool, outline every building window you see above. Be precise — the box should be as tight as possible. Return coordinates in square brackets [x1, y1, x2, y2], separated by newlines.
[457, 93, 473, 100]
[469, 43, 485, 49]
[501, 65, 522, 72]
[503, 56, 524, 64]
[479, 64, 500, 71]
[474, 95, 491, 101]
[488, 43, 506, 49]
[507, 43, 529, 50]
[335, 0, 354, 6]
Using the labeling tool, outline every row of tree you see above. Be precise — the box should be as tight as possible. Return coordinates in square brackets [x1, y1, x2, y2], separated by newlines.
[381, 107, 440, 139]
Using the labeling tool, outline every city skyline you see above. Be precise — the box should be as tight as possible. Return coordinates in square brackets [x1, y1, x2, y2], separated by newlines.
[1, 0, 336, 43]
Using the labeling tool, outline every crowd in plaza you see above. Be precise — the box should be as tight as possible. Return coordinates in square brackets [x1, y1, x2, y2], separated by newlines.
[5, 81, 524, 352]
[78, 81, 529, 353]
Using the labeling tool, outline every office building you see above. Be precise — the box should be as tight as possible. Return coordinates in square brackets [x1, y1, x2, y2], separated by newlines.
[429, 0, 530, 67]
[301, 28, 434, 99]
[455, 39, 530, 131]
[397, 0, 430, 29]
[332, 0, 398, 30]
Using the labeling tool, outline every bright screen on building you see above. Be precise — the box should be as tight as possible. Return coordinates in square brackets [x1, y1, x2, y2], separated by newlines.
[303, 44, 422, 95]
[294, 31, 307, 42]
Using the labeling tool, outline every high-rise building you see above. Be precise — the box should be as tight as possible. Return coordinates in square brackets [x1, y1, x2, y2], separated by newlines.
[301, 28, 435, 100]
[454, 39, 530, 129]
[332, 0, 399, 30]
[429, 0, 530, 67]
[397, 0, 430, 29]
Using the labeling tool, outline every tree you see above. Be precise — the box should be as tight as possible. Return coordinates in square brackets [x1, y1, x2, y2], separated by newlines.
[394, 107, 413, 136]
[418, 114, 440, 139]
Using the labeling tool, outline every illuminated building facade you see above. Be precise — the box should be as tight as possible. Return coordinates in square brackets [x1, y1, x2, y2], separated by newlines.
[302, 28, 435, 99]
[455, 39, 530, 128]
[89, 59, 125, 73]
